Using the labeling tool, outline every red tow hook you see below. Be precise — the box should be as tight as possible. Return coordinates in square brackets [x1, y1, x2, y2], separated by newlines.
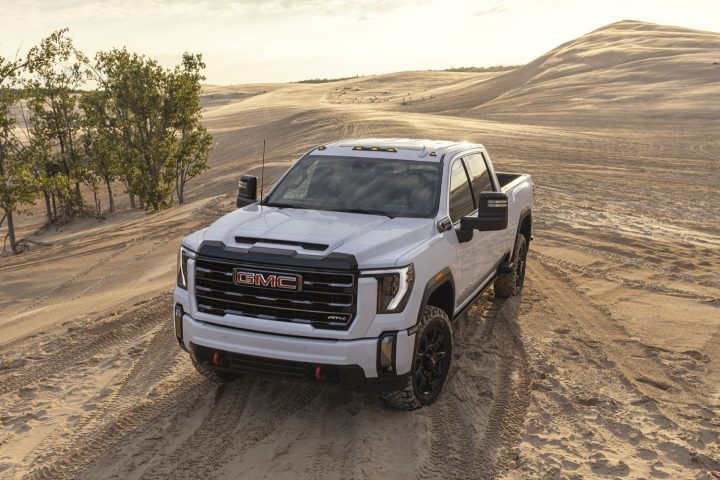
[315, 365, 327, 381]
[212, 351, 221, 366]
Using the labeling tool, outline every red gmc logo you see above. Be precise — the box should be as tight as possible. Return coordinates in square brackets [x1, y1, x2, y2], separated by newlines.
[233, 269, 302, 291]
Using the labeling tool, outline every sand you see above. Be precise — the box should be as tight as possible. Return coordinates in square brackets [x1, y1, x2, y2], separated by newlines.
[0, 20, 718, 479]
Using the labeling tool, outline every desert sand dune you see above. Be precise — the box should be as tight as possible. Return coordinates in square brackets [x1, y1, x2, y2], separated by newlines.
[411, 20, 720, 125]
[0, 20, 719, 479]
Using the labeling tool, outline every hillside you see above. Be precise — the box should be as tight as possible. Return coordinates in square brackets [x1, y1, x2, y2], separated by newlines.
[409, 20, 720, 124]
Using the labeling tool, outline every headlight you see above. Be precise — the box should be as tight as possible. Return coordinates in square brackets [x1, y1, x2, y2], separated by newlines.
[366, 264, 414, 313]
[177, 246, 195, 289]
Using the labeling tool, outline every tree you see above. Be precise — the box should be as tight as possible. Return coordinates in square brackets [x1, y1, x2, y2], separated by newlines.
[25, 29, 88, 217]
[0, 55, 37, 254]
[168, 55, 213, 204]
[92, 50, 212, 210]
[174, 127, 213, 204]
[23, 112, 60, 223]
[80, 90, 119, 213]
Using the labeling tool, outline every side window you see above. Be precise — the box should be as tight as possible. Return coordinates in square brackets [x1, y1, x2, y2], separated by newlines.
[464, 153, 494, 199]
[449, 159, 474, 222]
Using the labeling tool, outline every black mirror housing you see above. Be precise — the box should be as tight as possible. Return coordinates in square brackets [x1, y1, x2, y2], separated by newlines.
[237, 175, 258, 208]
[460, 192, 508, 231]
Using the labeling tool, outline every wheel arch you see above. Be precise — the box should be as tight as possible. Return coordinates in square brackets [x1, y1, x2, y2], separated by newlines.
[518, 208, 532, 244]
[497, 208, 532, 273]
[417, 267, 455, 324]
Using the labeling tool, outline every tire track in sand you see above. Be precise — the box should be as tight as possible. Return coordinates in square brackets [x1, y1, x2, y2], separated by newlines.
[141, 381, 322, 479]
[417, 294, 531, 480]
[21, 324, 208, 480]
[0, 294, 170, 396]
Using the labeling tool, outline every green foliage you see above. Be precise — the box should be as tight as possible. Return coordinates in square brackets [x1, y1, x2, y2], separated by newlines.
[1, 27, 214, 254]
[0, 55, 37, 253]
[92, 50, 213, 210]
[80, 89, 121, 212]
[25, 28, 89, 215]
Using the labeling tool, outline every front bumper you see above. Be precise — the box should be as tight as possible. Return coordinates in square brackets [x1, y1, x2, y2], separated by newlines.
[191, 343, 410, 393]
[178, 313, 416, 390]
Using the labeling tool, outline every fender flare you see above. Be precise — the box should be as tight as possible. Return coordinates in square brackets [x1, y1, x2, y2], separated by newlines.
[511, 207, 532, 255]
[411, 267, 455, 332]
[517, 207, 532, 237]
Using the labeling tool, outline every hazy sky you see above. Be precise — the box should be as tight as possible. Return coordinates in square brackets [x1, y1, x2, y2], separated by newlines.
[2, 0, 719, 84]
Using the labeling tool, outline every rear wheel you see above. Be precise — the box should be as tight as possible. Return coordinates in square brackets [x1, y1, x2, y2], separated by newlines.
[380, 306, 452, 410]
[495, 233, 528, 298]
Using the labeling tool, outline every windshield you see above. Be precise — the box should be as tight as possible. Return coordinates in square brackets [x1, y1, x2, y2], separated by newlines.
[264, 155, 442, 218]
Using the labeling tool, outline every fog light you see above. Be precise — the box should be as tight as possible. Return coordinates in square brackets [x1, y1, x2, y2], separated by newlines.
[379, 334, 396, 373]
[174, 304, 184, 344]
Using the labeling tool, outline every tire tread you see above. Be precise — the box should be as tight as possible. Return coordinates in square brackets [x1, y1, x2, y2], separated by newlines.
[494, 234, 528, 298]
[380, 305, 452, 410]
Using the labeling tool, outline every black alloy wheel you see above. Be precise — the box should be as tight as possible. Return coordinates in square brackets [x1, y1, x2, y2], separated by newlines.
[414, 324, 450, 401]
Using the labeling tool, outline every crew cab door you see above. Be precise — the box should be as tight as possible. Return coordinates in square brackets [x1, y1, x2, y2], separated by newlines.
[464, 152, 508, 267]
[447, 156, 498, 309]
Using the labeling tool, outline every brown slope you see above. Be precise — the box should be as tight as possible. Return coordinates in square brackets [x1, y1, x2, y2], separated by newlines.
[409, 20, 720, 123]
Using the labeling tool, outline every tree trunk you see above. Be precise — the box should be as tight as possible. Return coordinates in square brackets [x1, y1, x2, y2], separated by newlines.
[75, 181, 82, 212]
[5, 209, 17, 255]
[51, 192, 57, 220]
[176, 171, 185, 205]
[105, 179, 114, 213]
[92, 186, 100, 217]
[128, 191, 136, 209]
[43, 190, 53, 224]
[139, 198, 145, 210]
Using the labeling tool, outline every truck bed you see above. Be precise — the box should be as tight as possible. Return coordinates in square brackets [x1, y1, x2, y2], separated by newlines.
[496, 172, 530, 193]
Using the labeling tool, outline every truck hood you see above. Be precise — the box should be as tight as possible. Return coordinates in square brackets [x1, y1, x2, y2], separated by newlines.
[195, 204, 436, 268]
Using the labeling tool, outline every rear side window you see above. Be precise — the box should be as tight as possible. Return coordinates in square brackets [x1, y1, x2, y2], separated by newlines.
[449, 159, 474, 222]
[464, 153, 494, 198]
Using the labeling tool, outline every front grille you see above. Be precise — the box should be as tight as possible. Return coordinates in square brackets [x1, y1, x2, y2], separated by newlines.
[194, 256, 357, 329]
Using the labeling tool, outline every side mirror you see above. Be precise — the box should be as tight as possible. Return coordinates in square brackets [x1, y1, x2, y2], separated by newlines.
[460, 192, 508, 231]
[237, 175, 258, 208]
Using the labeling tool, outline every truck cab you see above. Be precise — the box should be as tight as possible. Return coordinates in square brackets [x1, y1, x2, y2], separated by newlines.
[174, 138, 533, 409]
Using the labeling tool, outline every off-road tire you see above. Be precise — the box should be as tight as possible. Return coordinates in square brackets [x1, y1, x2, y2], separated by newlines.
[495, 233, 528, 298]
[380, 305, 453, 410]
[192, 358, 241, 384]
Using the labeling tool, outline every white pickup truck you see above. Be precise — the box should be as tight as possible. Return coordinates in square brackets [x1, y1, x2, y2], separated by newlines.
[174, 139, 533, 409]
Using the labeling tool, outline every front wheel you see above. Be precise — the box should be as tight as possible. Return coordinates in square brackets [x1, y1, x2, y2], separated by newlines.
[380, 306, 453, 410]
[494, 233, 528, 298]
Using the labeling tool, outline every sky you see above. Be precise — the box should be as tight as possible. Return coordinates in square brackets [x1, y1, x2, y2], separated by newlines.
[1, 0, 719, 84]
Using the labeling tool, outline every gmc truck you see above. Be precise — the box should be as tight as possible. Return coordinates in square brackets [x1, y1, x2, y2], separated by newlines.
[174, 139, 533, 409]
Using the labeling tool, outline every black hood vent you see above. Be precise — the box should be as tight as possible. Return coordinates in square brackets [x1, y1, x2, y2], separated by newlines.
[235, 236, 329, 252]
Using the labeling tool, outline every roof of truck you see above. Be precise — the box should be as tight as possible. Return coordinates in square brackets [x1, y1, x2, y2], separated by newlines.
[310, 138, 484, 161]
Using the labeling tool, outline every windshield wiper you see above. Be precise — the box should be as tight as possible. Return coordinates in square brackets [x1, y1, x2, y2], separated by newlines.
[335, 208, 395, 218]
